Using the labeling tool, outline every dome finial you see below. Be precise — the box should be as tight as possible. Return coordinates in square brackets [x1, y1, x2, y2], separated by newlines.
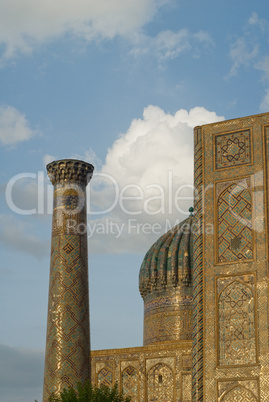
[189, 206, 194, 216]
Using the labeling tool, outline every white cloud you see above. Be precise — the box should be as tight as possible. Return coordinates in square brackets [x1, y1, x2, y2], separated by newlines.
[84, 105, 224, 253]
[249, 12, 260, 26]
[130, 29, 214, 63]
[4, 170, 54, 220]
[0, 215, 49, 259]
[1, 106, 224, 255]
[225, 12, 269, 109]
[226, 37, 259, 78]
[260, 89, 269, 112]
[256, 56, 269, 111]
[153, 29, 191, 60]
[72, 148, 103, 170]
[256, 56, 269, 82]
[0, 0, 165, 60]
[0, 105, 37, 146]
[43, 154, 56, 167]
[102, 105, 220, 184]
[226, 12, 269, 82]
[0, 106, 224, 255]
[193, 30, 214, 45]
[248, 11, 266, 31]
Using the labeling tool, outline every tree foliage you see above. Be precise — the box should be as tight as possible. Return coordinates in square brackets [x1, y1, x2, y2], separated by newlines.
[48, 381, 131, 402]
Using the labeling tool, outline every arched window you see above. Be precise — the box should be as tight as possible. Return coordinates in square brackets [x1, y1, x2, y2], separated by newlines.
[122, 366, 139, 401]
[221, 385, 257, 401]
[218, 281, 256, 365]
[147, 363, 174, 401]
[97, 367, 113, 388]
[217, 182, 252, 263]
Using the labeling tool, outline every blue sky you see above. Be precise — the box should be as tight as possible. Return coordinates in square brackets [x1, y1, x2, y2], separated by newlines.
[0, 0, 268, 401]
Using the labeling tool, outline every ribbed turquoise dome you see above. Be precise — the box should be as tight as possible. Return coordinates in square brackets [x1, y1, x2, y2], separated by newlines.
[139, 216, 193, 298]
[139, 215, 193, 345]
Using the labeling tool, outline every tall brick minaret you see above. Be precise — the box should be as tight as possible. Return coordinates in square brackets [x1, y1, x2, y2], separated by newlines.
[43, 159, 94, 401]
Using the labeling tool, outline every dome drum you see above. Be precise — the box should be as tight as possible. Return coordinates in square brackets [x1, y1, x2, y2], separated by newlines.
[143, 287, 193, 346]
[139, 216, 193, 346]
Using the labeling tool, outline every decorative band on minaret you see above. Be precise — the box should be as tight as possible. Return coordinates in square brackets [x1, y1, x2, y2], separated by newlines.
[43, 159, 94, 401]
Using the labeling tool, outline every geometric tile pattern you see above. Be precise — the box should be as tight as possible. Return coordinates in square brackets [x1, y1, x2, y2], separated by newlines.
[91, 344, 192, 402]
[43, 232, 90, 399]
[192, 126, 204, 401]
[221, 386, 257, 401]
[218, 379, 259, 401]
[63, 242, 74, 254]
[182, 373, 192, 401]
[200, 114, 269, 400]
[147, 363, 174, 401]
[122, 366, 139, 401]
[41, 115, 269, 402]
[97, 367, 113, 388]
[215, 129, 251, 170]
[217, 179, 253, 263]
[182, 355, 192, 369]
[143, 292, 193, 345]
[218, 276, 256, 366]
[54, 191, 80, 210]
[43, 160, 94, 402]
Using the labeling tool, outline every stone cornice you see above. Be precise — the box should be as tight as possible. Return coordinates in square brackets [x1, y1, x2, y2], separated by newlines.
[47, 159, 94, 186]
[90, 340, 192, 356]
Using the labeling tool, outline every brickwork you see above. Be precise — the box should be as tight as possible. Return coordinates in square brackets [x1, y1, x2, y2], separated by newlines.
[195, 113, 269, 400]
[43, 114, 269, 402]
[43, 160, 94, 401]
[90, 342, 192, 402]
[139, 218, 193, 346]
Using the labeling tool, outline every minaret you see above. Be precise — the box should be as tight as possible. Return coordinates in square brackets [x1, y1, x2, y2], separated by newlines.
[43, 159, 94, 401]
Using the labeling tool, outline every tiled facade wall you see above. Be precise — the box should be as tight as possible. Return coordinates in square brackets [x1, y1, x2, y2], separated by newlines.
[194, 113, 269, 400]
[90, 113, 269, 401]
[91, 342, 192, 401]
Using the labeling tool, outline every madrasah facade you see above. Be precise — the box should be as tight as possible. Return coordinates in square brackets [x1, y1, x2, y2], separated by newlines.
[43, 112, 269, 401]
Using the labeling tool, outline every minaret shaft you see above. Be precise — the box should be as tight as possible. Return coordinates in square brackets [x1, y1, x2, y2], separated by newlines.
[43, 160, 94, 401]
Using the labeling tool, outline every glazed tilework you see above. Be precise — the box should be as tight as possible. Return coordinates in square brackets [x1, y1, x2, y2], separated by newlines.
[217, 274, 257, 366]
[198, 113, 269, 400]
[43, 160, 94, 401]
[97, 367, 113, 387]
[139, 216, 193, 298]
[47, 159, 93, 186]
[122, 366, 139, 401]
[143, 290, 192, 345]
[90, 342, 192, 401]
[215, 129, 252, 170]
[145, 356, 175, 372]
[42, 116, 269, 402]
[192, 126, 204, 401]
[147, 363, 174, 401]
[139, 215, 193, 346]
[218, 378, 259, 401]
[182, 354, 192, 368]
[51, 184, 88, 236]
[182, 373, 192, 401]
[216, 177, 253, 263]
